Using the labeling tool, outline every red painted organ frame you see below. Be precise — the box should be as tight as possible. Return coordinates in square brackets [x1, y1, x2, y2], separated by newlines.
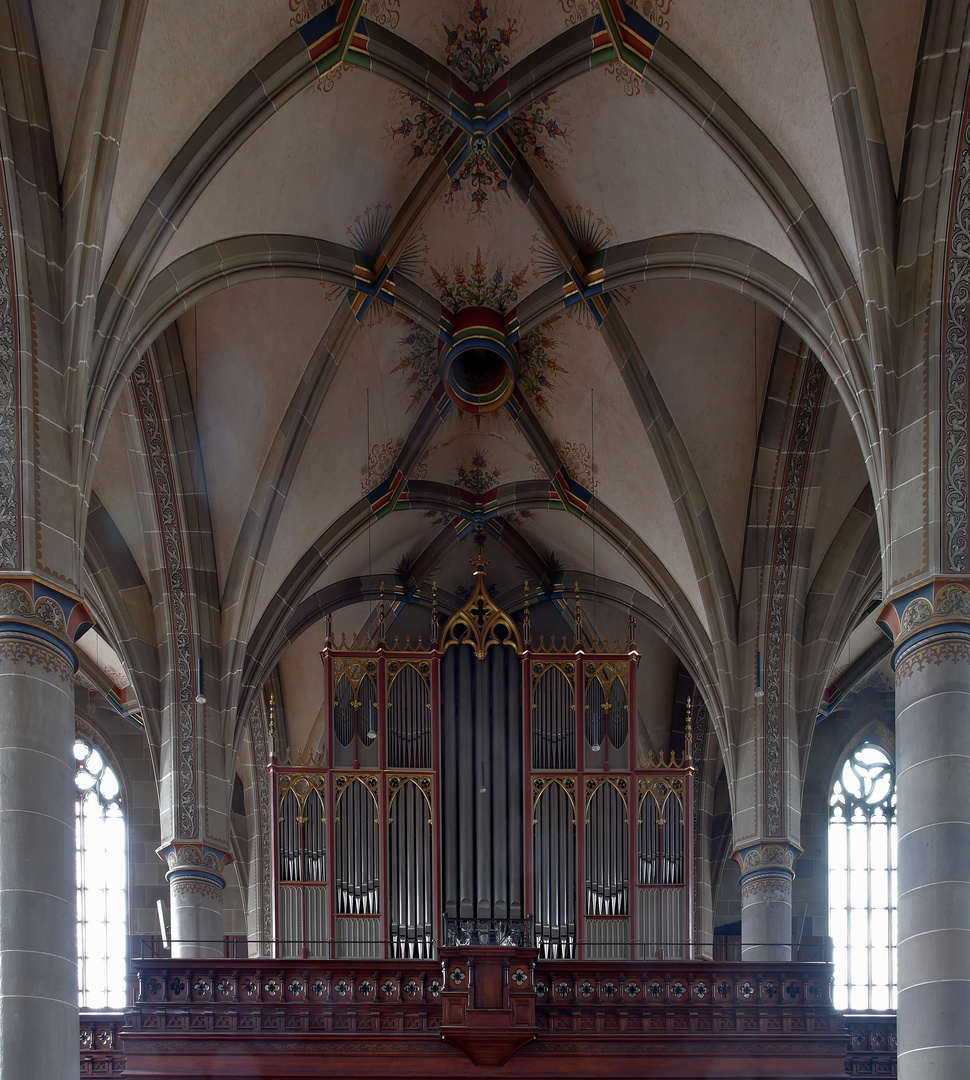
[269, 581, 694, 961]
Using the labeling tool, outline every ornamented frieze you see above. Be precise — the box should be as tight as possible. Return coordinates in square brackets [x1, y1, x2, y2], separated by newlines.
[158, 840, 233, 885]
[943, 88, 970, 572]
[132, 360, 197, 838]
[0, 194, 19, 571]
[878, 579, 970, 659]
[0, 576, 92, 675]
[895, 638, 970, 682]
[0, 635, 74, 683]
[763, 357, 824, 838]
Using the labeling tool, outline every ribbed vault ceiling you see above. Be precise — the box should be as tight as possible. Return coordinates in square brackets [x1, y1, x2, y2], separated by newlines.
[43, 0, 917, 748]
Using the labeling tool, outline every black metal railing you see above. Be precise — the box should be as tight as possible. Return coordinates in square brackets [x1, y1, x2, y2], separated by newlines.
[442, 915, 534, 947]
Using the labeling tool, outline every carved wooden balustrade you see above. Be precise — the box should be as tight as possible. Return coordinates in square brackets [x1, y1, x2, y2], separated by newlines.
[843, 1014, 898, 1076]
[117, 952, 887, 1077]
[79, 1011, 126, 1076]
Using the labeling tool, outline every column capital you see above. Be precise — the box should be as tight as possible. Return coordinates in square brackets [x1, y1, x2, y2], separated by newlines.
[878, 578, 970, 653]
[0, 574, 93, 669]
[157, 840, 233, 892]
[732, 841, 801, 883]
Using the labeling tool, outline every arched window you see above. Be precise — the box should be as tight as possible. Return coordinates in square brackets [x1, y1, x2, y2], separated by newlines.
[75, 737, 127, 1008]
[828, 742, 896, 1010]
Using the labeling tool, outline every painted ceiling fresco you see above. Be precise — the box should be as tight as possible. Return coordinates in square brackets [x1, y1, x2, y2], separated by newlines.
[61, 0, 911, 739]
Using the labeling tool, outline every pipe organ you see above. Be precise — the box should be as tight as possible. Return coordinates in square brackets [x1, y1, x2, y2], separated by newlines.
[271, 568, 694, 959]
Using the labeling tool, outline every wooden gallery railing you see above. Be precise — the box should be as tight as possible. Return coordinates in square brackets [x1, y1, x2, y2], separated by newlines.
[79, 1011, 126, 1076]
[117, 951, 890, 1078]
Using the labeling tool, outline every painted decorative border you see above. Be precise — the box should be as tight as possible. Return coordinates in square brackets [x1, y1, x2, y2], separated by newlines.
[132, 361, 197, 838]
[740, 875, 793, 903]
[763, 357, 824, 838]
[170, 878, 224, 902]
[878, 578, 970, 647]
[895, 637, 970, 681]
[0, 172, 20, 570]
[943, 77, 970, 572]
[0, 635, 74, 683]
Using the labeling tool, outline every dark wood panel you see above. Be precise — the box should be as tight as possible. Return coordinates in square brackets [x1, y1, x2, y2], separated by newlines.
[113, 954, 893, 1078]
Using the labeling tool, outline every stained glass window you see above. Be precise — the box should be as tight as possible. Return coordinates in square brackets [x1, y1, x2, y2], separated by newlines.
[75, 737, 127, 1008]
[828, 742, 896, 1011]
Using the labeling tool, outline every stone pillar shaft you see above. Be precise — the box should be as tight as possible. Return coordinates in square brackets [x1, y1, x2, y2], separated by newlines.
[0, 630, 78, 1080]
[159, 841, 231, 958]
[894, 630, 970, 1078]
[879, 582, 970, 1079]
[734, 843, 798, 962]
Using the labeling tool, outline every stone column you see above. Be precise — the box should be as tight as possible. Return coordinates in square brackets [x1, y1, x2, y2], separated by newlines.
[158, 841, 233, 959]
[880, 582, 970, 1079]
[733, 843, 799, 962]
[0, 581, 91, 1080]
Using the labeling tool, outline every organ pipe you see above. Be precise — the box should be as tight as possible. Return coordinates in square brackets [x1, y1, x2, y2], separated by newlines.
[271, 573, 692, 961]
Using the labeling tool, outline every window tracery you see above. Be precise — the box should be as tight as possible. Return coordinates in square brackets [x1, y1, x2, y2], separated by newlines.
[828, 742, 896, 1011]
[75, 736, 127, 1009]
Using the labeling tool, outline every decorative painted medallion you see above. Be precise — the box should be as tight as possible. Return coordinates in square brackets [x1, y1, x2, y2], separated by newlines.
[456, 448, 502, 493]
[445, 0, 516, 90]
[391, 93, 567, 214]
[394, 320, 442, 411]
[515, 322, 567, 416]
[362, 439, 427, 495]
[435, 248, 527, 314]
[389, 2, 569, 213]
[531, 440, 598, 493]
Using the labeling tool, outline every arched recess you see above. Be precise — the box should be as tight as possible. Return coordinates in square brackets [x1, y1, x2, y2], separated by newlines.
[237, 486, 720, 713]
[83, 231, 878, 663]
[82, 491, 161, 748]
[799, 492, 882, 752]
[79, 231, 884, 821]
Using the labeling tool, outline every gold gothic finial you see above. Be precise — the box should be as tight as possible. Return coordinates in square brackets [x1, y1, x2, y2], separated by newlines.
[431, 579, 439, 645]
[267, 691, 277, 760]
[685, 694, 693, 762]
[627, 613, 636, 651]
[440, 566, 523, 658]
[523, 579, 532, 647]
[574, 581, 582, 647]
[378, 580, 386, 643]
[470, 552, 491, 571]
